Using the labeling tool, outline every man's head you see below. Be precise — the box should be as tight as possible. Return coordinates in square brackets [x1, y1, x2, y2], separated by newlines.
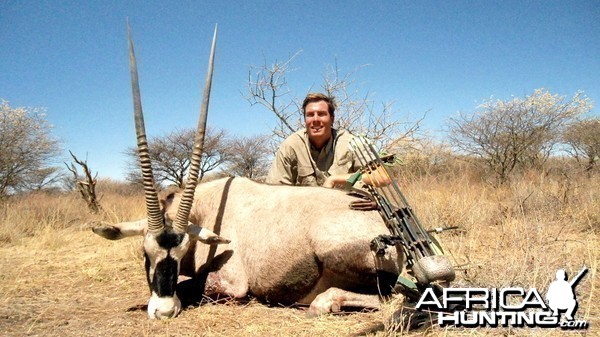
[302, 93, 336, 149]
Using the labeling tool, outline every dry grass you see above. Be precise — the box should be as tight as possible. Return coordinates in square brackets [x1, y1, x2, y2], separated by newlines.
[0, 173, 597, 336]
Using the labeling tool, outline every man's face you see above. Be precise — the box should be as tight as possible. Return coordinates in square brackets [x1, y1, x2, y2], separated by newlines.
[305, 100, 333, 148]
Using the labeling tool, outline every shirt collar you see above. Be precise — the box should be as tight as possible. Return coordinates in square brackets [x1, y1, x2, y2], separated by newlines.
[306, 128, 337, 156]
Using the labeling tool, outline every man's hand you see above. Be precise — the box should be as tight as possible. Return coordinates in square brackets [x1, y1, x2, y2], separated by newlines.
[349, 198, 379, 211]
[322, 174, 352, 189]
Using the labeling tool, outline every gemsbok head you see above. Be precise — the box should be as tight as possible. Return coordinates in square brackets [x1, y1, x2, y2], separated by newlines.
[126, 22, 229, 319]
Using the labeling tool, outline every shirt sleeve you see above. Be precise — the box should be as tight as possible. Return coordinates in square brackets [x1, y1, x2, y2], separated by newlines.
[265, 145, 297, 185]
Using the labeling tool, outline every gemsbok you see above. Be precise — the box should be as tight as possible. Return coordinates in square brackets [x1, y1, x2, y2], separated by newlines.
[93, 24, 404, 320]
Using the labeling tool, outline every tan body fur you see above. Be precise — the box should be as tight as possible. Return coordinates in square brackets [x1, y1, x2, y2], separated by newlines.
[163, 177, 404, 310]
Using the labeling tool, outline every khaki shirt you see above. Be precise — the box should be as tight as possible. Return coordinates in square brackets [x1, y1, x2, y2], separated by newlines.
[266, 129, 360, 186]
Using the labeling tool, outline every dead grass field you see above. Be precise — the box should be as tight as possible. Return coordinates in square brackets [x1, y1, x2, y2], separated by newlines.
[0, 172, 597, 336]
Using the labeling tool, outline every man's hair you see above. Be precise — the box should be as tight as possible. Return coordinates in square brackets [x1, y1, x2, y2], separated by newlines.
[302, 93, 337, 118]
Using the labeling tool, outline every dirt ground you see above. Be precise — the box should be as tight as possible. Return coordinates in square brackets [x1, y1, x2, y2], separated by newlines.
[0, 228, 392, 337]
[0, 224, 596, 337]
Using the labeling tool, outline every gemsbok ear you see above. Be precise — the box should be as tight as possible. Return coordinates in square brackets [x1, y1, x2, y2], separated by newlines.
[187, 224, 231, 245]
[92, 219, 147, 240]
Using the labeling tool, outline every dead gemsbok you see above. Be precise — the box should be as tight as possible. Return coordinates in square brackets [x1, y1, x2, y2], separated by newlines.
[93, 24, 404, 320]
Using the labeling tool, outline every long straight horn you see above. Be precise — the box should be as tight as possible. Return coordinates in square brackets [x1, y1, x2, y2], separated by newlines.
[173, 25, 218, 233]
[127, 20, 164, 234]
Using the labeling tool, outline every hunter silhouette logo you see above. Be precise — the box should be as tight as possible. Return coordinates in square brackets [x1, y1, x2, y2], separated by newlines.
[416, 266, 590, 329]
[546, 267, 588, 322]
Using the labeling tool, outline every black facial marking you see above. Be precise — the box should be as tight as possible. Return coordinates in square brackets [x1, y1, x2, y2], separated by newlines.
[144, 229, 187, 296]
[156, 229, 185, 249]
[153, 255, 179, 297]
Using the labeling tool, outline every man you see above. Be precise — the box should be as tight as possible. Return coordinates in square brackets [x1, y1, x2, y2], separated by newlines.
[266, 93, 387, 209]
[265, 93, 359, 187]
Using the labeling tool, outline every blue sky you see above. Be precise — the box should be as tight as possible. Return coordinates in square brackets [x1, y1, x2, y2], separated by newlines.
[1, 1, 598, 180]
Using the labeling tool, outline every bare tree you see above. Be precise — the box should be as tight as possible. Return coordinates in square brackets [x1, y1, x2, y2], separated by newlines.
[18, 167, 64, 192]
[245, 54, 422, 151]
[563, 117, 600, 172]
[319, 61, 425, 151]
[448, 89, 591, 183]
[65, 151, 102, 214]
[246, 51, 302, 143]
[223, 135, 271, 180]
[125, 127, 230, 187]
[0, 100, 61, 198]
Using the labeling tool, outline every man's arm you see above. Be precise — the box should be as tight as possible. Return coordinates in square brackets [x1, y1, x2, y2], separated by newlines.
[265, 147, 297, 185]
[322, 173, 354, 188]
[322, 165, 391, 189]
